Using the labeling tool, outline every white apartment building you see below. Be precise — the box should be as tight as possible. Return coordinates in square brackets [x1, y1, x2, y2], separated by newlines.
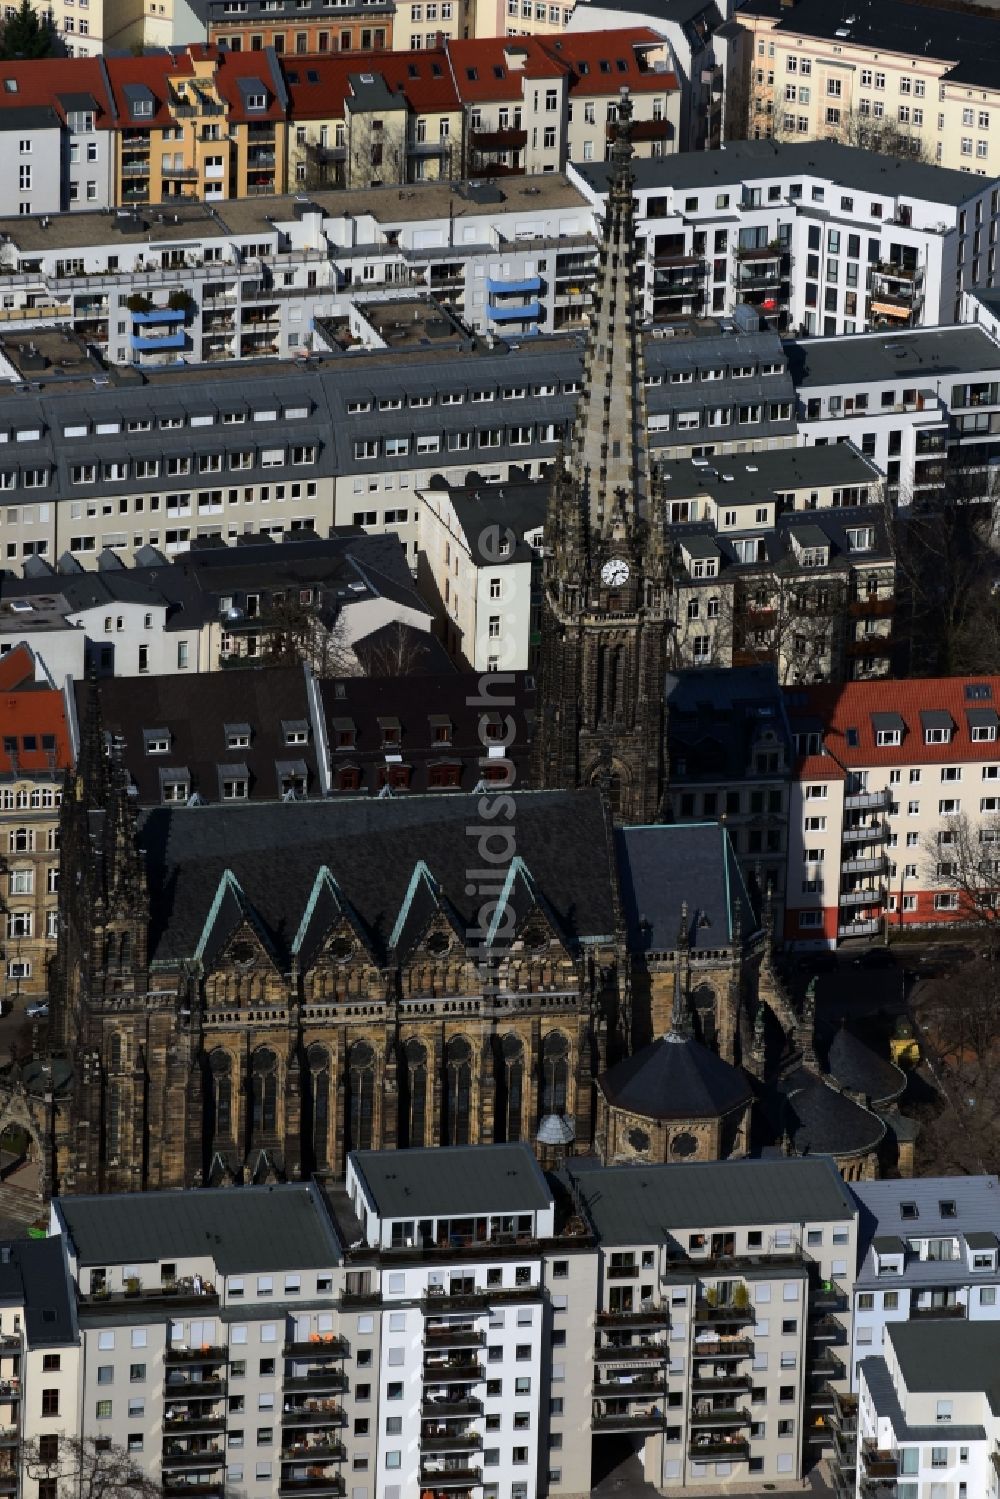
[856, 1320, 1000, 1499]
[571, 140, 1000, 337]
[848, 1177, 1000, 1394]
[788, 324, 1000, 507]
[416, 476, 542, 670]
[783, 675, 1000, 945]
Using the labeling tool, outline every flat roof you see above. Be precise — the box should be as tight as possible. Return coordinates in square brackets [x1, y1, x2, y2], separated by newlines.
[660, 443, 879, 502]
[0, 174, 588, 255]
[566, 1156, 855, 1244]
[889, 1320, 1000, 1405]
[786, 325, 1000, 387]
[56, 1184, 342, 1271]
[576, 138, 994, 208]
[351, 1143, 552, 1220]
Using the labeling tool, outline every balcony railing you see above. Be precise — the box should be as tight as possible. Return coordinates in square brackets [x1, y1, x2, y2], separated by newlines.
[591, 1409, 665, 1432]
[689, 1439, 750, 1461]
[693, 1301, 754, 1325]
[420, 1398, 482, 1419]
[689, 1338, 753, 1359]
[910, 1301, 966, 1320]
[280, 1404, 347, 1429]
[595, 1308, 669, 1328]
[594, 1344, 668, 1363]
[283, 1340, 348, 1360]
[422, 1360, 483, 1384]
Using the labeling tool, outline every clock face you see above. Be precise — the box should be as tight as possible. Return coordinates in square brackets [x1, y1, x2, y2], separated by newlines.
[601, 558, 630, 587]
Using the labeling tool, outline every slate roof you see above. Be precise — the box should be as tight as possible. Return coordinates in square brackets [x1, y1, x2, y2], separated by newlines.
[575, 138, 991, 209]
[666, 665, 792, 787]
[134, 788, 619, 967]
[785, 325, 1000, 388]
[851, 1174, 1000, 1285]
[566, 1155, 855, 1244]
[615, 822, 759, 954]
[818, 1024, 906, 1108]
[0, 1237, 76, 1349]
[599, 1032, 752, 1120]
[351, 1142, 552, 1219]
[55, 1183, 342, 1271]
[890, 1319, 1000, 1405]
[780, 1066, 886, 1158]
[83, 665, 322, 806]
[860, 1351, 987, 1439]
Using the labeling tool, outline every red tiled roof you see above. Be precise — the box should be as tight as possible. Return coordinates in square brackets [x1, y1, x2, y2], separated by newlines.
[0, 646, 72, 777]
[0, 57, 114, 128]
[545, 29, 677, 96]
[785, 676, 1000, 769]
[281, 49, 459, 120]
[105, 47, 285, 127]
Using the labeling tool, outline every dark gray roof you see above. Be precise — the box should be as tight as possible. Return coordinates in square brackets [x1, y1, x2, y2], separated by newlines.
[967, 1230, 998, 1249]
[781, 1066, 886, 1158]
[135, 789, 619, 966]
[351, 1143, 551, 1219]
[872, 1235, 906, 1253]
[566, 1156, 855, 1244]
[660, 444, 879, 504]
[888, 1320, 1000, 1408]
[576, 138, 991, 209]
[56, 1183, 342, 1271]
[740, 0, 1000, 92]
[436, 478, 545, 565]
[860, 1351, 987, 1438]
[0, 1237, 76, 1349]
[819, 1026, 906, 1108]
[0, 105, 60, 132]
[599, 1033, 752, 1121]
[615, 822, 758, 954]
[785, 326, 1000, 387]
[666, 665, 793, 789]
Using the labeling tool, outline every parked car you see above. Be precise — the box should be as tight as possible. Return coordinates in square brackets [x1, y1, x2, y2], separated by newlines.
[26, 1002, 48, 1020]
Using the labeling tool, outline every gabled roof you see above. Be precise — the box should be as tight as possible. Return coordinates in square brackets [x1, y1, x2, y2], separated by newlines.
[291, 865, 372, 969]
[0, 58, 113, 128]
[784, 676, 1000, 769]
[193, 867, 278, 969]
[615, 822, 758, 953]
[281, 48, 459, 120]
[388, 860, 465, 961]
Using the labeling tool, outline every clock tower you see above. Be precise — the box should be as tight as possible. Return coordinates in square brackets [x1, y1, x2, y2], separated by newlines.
[532, 94, 672, 824]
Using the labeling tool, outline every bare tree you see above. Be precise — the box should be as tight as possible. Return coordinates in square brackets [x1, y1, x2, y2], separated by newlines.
[921, 811, 1000, 932]
[23, 1435, 163, 1499]
[712, 570, 851, 683]
[837, 109, 932, 162]
[909, 949, 1000, 1175]
[355, 621, 436, 677]
[261, 595, 359, 679]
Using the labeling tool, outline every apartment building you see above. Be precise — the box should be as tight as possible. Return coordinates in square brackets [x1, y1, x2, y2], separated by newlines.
[855, 1320, 1000, 1499]
[663, 664, 793, 911]
[847, 1177, 1000, 1394]
[417, 475, 542, 670]
[783, 676, 1000, 944]
[0, 60, 116, 214]
[666, 445, 894, 683]
[786, 323, 1000, 508]
[572, 139, 1000, 335]
[567, 1156, 858, 1491]
[0, 532, 427, 680]
[737, 0, 1000, 180]
[208, 0, 395, 55]
[0, 645, 73, 1001]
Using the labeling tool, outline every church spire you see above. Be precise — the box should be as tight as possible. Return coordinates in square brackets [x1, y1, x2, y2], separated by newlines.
[76, 671, 108, 808]
[567, 89, 651, 531]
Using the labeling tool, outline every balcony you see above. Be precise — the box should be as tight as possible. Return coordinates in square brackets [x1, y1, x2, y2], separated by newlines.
[277, 1481, 346, 1498]
[165, 1347, 227, 1367]
[162, 1486, 224, 1498]
[689, 1338, 753, 1360]
[811, 1316, 848, 1345]
[689, 1439, 750, 1462]
[596, 1307, 669, 1328]
[421, 1286, 538, 1312]
[861, 1443, 897, 1480]
[421, 1433, 482, 1454]
[691, 1374, 752, 1395]
[839, 886, 885, 908]
[592, 1409, 665, 1433]
[594, 1343, 667, 1363]
[283, 1340, 348, 1360]
[422, 1359, 483, 1384]
[841, 821, 889, 845]
[280, 1404, 347, 1430]
[842, 856, 888, 877]
[910, 1301, 966, 1320]
[606, 116, 672, 143]
[838, 919, 883, 939]
[131, 329, 186, 353]
[593, 1375, 666, 1398]
[284, 1372, 348, 1395]
[470, 127, 527, 151]
[161, 164, 199, 179]
[424, 1327, 485, 1350]
[843, 788, 891, 811]
[690, 1407, 751, 1428]
[281, 1443, 345, 1464]
[164, 1416, 225, 1437]
[811, 1349, 846, 1380]
[161, 1448, 226, 1471]
[0, 1430, 17, 1449]
[164, 1377, 224, 1400]
[421, 1398, 483, 1419]
[418, 1466, 482, 1489]
[486, 299, 541, 324]
[693, 1301, 754, 1325]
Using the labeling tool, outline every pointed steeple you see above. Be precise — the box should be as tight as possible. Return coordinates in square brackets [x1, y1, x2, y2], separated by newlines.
[567, 89, 651, 531]
[669, 902, 690, 1038]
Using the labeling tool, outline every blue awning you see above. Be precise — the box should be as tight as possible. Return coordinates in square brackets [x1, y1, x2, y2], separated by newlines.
[131, 308, 186, 325]
[487, 300, 541, 323]
[486, 276, 542, 296]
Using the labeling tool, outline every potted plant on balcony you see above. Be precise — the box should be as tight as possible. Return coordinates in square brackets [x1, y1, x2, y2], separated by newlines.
[125, 293, 153, 314]
[704, 1286, 718, 1308]
[732, 1283, 750, 1312]
[124, 1277, 141, 1297]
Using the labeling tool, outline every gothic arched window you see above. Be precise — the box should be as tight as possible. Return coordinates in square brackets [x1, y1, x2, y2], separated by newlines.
[251, 1048, 278, 1138]
[348, 1041, 375, 1152]
[209, 1049, 232, 1140]
[109, 1033, 123, 1071]
[500, 1033, 524, 1143]
[445, 1036, 472, 1146]
[307, 1044, 330, 1168]
[105, 1081, 121, 1160]
[404, 1038, 428, 1149]
[541, 1031, 570, 1116]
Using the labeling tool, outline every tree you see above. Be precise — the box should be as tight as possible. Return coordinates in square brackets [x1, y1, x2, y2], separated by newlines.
[909, 949, 1000, 1175]
[355, 621, 436, 677]
[23, 1435, 163, 1499]
[837, 108, 932, 163]
[710, 568, 852, 683]
[0, 0, 56, 59]
[260, 594, 359, 678]
[921, 810, 1000, 932]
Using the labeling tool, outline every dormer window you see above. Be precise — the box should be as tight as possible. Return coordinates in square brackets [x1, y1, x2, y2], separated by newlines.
[429, 716, 452, 745]
[940, 1200, 957, 1218]
[378, 717, 401, 748]
[922, 711, 953, 745]
[900, 1202, 918, 1220]
[282, 721, 309, 747]
[876, 729, 901, 747]
[226, 724, 251, 750]
[332, 718, 355, 750]
[143, 729, 170, 755]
